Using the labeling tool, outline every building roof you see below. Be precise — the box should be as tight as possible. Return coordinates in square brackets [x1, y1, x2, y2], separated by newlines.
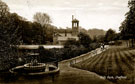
[72, 18, 79, 22]
[57, 36, 79, 41]
[56, 30, 72, 33]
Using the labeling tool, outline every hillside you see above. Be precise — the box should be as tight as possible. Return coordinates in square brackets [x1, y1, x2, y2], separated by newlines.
[87, 29, 106, 39]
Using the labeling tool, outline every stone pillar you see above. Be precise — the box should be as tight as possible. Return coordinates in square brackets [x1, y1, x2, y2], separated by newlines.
[72, 22, 74, 29]
[45, 64, 49, 72]
[77, 22, 79, 28]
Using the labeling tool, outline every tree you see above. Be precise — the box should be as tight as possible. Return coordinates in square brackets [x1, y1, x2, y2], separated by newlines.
[8, 13, 25, 45]
[0, 1, 20, 71]
[33, 12, 52, 44]
[0, 0, 9, 18]
[33, 12, 52, 27]
[92, 35, 98, 42]
[78, 32, 92, 48]
[96, 35, 105, 43]
[21, 21, 46, 44]
[45, 24, 56, 43]
[104, 29, 116, 42]
[120, 0, 135, 47]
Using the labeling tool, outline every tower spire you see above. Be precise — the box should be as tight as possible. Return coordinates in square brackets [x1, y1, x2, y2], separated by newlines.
[72, 15, 74, 20]
[72, 15, 79, 36]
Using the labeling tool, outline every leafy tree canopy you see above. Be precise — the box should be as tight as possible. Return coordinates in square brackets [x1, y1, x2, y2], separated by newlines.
[78, 32, 92, 48]
[104, 29, 116, 42]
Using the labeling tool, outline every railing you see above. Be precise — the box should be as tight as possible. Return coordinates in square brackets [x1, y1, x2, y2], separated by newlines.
[69, 45, 109, 66]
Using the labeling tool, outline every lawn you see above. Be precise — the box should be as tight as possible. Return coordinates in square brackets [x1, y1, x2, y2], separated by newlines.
[72, 46, 135, 84]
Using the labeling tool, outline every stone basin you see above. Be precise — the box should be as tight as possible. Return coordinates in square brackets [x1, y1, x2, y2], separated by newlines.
[24, 63, 46, 71]
[9, 65, 60, 76]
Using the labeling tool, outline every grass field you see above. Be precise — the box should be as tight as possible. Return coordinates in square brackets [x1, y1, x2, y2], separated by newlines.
[72, 46, 135, 84]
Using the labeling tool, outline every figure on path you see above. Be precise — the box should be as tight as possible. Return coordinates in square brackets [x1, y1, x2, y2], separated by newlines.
[101, 43, 105, 51]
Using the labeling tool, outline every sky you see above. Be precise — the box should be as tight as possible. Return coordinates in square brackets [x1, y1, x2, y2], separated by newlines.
[3, 0, 129, 32]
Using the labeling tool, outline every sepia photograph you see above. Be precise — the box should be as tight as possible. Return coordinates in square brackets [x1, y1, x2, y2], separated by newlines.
[0, 0, 135, 84]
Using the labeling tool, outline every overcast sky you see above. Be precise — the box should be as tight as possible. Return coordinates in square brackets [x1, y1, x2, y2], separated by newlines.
[4, 0, 129, 32]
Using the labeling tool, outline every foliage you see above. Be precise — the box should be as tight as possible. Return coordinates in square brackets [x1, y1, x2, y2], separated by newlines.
[45, 25, 56, 43]
[22, 21, 46, 44]
[64, 40, 80, 48]
[33, 12, 52, 27]
[0, 1, 20, 71]
[97, 35, 105, 43]
[0, 0, 9, 17]
[63, 39, 87, 59]
[89, 43, 100, 50]
[78, 32, 92, 48]
[104, 29, 116, 43]
[120, 0, 135, 47]
[38, 46, 55, 63]
[62, 46, 88, 60]
[63, 32, 100, 60]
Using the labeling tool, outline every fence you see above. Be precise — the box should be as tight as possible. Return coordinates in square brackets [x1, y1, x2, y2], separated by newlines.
[69, 45, 109, 66]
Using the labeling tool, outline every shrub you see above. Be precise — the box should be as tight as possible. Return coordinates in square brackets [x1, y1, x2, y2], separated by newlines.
[89, 43, 100, 50]
[38, 46, 54, 63]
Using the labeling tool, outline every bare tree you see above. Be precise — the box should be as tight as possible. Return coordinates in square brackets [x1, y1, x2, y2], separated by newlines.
[33, 12, 52, 27]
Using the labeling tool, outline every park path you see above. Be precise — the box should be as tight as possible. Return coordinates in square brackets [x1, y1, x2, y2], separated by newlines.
[52, 46, 113, 84]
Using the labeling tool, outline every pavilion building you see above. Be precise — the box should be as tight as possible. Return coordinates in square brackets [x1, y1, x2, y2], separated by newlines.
[53, 15, 79, 45]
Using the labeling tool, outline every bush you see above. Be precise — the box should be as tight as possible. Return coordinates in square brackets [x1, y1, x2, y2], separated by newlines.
[89, 43, 100, 50]
[114, 40, 122, 46]
[38, 46, 54, 63]
[64, 40, 80, 48]
[0, 47, 19, 71]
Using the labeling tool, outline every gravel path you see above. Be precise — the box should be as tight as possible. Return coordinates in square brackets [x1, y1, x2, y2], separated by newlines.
[53, 46, 113, 84]
[54, 59, 113, 84]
